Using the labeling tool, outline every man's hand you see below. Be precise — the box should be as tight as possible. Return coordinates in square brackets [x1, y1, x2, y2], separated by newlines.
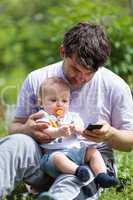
[25, 111, 52, 143]
[82, 121, 113, 143]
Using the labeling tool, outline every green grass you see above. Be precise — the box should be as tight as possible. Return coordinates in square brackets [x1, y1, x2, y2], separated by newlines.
[100, 151, 133, 199]
[100, 186, 133, 200]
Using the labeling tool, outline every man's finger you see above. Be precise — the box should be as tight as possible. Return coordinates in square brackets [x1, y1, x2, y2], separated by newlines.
[37, 122, 49, 129]
[33, 122, 49, 130]
[30, 111, 44, 120]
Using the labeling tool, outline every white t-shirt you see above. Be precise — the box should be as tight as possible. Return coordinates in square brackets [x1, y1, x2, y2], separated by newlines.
[15, 60, 133, 154]
[15, 61, 133, 131]
[38, 110, 86, 149]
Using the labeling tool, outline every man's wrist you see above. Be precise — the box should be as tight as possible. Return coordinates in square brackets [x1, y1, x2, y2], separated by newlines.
[19, 123, 31, 135]
[106, 126, 117, 144]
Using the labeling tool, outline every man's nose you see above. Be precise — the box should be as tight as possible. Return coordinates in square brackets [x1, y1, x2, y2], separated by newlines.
[78, 72, 87, 81]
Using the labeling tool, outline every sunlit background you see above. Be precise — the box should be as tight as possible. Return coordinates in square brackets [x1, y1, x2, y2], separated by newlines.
[0, 0, 133, 199]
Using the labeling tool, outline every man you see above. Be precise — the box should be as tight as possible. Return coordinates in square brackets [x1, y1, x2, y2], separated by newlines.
[1, 22, 133, 200]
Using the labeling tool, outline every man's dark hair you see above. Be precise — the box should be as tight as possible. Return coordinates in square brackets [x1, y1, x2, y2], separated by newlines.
[63, 22, 111, 71]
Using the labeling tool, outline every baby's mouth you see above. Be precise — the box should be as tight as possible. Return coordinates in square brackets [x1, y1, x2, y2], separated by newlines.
[54, 107, 65, 117]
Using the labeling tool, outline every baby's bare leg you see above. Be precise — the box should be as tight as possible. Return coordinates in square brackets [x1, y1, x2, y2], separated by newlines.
[53, 152, 90, 182]
[85, 148, 119, 188]
[53, 152, 78, 174]
[85, 148, 106, 175]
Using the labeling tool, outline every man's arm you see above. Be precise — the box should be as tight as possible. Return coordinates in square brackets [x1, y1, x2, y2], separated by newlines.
[9, 111, 52, 143]
[82, 121, 133, 151]
[9, 118, 28, 134]
[106, 127, 133, 151]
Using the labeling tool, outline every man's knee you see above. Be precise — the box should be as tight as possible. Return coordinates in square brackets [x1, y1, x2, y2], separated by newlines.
[8, 134, 41, 160]
[10, 134, 37, 148]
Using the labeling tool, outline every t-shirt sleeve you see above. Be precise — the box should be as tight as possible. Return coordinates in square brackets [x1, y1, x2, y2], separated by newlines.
[15, 74, 37, 118]
[111, 83, 133, 130]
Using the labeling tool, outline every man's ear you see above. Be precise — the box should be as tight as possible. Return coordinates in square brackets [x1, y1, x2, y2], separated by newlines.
[60, 45, 65, 59]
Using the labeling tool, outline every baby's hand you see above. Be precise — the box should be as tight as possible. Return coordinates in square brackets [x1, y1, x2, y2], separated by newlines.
[69, 123, 76, 133]
[58, 125, 71, 137]
[74, 126, 84, 134]
[69, 123, 84, 135]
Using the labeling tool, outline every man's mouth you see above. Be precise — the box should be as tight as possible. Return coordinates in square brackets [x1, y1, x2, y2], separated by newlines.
[69, 78, 85, 89]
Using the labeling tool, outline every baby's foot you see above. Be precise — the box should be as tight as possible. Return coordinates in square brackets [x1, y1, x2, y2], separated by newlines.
[94, 172, 119, 188]
[75, 165, 90, 182]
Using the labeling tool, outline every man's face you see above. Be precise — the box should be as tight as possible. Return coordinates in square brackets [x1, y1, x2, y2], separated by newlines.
[63, 56, 95, 90]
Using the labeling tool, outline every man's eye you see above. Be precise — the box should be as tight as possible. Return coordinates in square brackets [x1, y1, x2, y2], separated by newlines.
[73, 66, 79, 72]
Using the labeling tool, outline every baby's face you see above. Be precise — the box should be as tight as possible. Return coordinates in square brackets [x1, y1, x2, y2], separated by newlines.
[41, 84, 70, 117]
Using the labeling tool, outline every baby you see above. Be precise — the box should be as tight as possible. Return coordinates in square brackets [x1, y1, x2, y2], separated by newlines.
[37, 76, 118, 188]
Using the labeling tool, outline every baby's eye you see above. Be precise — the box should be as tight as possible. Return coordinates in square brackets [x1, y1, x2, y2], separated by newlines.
[51, 99, 56, 102]
[63, 100, 68, 103]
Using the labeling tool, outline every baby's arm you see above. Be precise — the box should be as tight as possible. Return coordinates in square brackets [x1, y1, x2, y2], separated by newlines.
[42, 125, 72, 139]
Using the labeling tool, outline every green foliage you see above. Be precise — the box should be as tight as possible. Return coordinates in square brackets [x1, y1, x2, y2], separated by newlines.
[0, 67, 26, 104]
[0, 67, 26, 136]
[107, 16, 133, 80]
[0, 0, 132, 83]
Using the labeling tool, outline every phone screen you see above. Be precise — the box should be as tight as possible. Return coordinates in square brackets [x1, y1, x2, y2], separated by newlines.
[86, 124, 103, 131]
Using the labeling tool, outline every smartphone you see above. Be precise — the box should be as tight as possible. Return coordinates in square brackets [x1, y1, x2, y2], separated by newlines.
[86, 124, 103, 131]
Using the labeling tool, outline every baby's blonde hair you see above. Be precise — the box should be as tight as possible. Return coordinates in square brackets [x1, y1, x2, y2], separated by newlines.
[38, 76, 70, 105]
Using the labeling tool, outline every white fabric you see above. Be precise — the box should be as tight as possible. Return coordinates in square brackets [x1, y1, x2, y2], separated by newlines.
[15, 61, 133, 131]
[39, 110, 85, 149]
